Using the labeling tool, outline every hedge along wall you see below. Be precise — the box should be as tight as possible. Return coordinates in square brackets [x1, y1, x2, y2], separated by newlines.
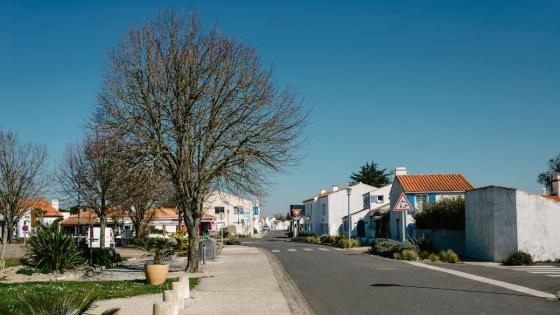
[414, 229, 465, 256]
[412, 197, 465, 230]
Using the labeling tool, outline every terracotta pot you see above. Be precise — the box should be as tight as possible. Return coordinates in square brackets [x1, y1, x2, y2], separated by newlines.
[144, 264, 169, 285]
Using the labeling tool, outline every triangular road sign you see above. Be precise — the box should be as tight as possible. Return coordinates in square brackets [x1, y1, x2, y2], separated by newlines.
[393, 193, 413, 211]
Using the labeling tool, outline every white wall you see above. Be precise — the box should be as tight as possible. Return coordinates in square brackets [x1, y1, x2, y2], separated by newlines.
[516, 190, 560, 261]
[203, 191, 255, 235]
[466, 186, 560, 262]
[325, 182, 376, 236]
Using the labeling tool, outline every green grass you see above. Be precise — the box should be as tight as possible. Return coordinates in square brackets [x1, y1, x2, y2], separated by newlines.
[2, 258, 23, 268]
[0, 277, 200, 309]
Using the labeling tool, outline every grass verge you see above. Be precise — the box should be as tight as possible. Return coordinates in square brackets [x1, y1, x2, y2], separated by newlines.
[1, 258, 23, 268]
[0, 277, 200, 309]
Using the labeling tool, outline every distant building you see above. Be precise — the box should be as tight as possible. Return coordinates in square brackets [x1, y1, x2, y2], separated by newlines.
[303, 182, 377, 236]
[342, 184, 392, 243]
[16, 198, 65, 238]
[389, 167, 474, 241]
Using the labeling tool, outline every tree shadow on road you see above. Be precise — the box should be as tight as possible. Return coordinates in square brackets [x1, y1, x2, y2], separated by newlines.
[370, 283, 544, 299]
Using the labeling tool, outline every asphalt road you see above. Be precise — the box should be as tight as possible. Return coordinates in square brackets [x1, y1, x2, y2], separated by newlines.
[243, 231, 560, 315]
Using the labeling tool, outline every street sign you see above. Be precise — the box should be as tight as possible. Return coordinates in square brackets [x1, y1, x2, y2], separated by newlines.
[393, 193, 413, 211]
[290, 205, 304, 218]
[22, 225, 29, 233]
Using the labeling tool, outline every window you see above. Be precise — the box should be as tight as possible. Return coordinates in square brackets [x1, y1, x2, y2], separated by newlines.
[363, 194, 371, 209]
[214, 207, 225, 214]
[414, 194, 428, 211]
[321, 204, 326, 216]
[234, 206, 244, 214]
[377, 195, 384, 203]
[306, 204, 312, 216]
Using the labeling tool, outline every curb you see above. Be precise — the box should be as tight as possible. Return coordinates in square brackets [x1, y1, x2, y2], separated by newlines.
[259, 247, 315, 315]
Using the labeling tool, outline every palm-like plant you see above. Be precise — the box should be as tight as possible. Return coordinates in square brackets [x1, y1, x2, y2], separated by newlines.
[25, 222, 84, 272]
[144, 238, 176, 265]
[0, 289, 104, 315]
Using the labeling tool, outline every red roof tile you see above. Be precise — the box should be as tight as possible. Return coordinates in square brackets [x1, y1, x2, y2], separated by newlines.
[542, 194, 560, 202]
[24, 198, 63, 217]
[396, 174, 474, 193]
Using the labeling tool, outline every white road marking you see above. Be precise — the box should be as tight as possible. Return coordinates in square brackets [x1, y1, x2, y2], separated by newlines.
[287, 249, 296, 252]
[335, 248, 344, 251]
[318, 248, 329, 251]
[271, 250, 280, 253]
[530, 271, 560, 274]
[407, 261, 557, 300]
[303, 248, 313, 251]
[547, 275, 560, 277]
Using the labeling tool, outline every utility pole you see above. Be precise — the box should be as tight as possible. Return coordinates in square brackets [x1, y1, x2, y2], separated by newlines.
[346, 186, 352, 240]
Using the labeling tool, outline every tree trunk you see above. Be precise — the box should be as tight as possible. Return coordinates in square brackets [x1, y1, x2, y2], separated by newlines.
[0, 221, 8, 260]
[134, 221, 143, 240]
[4, 221, 12, 244]
[185, 219, 200, 273]
[99, 215, 107, 249]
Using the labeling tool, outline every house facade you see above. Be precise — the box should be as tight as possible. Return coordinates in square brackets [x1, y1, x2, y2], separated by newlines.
[16, 198, 67, 238]
[389, 167, 474, 241]
[342, 184, 392, 243]
[303, 182, 376, 236]
[203, 191, 258, 235]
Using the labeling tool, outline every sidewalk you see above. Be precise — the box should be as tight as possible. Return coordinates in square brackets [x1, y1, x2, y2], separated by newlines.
[93, 245, 302, 315]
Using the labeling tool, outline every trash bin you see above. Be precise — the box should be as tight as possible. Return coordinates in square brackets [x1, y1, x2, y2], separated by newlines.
[199, 239, 217, 263]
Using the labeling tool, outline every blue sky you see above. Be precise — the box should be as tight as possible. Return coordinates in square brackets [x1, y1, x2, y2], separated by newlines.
[1, 1, 559, 215]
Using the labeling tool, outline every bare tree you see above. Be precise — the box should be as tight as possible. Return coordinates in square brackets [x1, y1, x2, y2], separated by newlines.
[124, 167, 169, 240]
[0, 130, 48, 257]
[58, 131, 131, 249]
[94, 11, 307, 272]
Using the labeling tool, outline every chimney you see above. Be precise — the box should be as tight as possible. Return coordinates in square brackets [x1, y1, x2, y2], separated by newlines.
[51, 198, 59, 210]
[320, 189, 327, 195]
[395, 167, 407, 176]
[553, 176, 560, 196]
[332, 185, 339, 192]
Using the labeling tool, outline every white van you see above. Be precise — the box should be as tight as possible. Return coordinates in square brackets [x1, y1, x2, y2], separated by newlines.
[86, 227, 115, 248]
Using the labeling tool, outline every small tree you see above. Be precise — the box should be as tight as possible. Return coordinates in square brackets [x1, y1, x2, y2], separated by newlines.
[350, 162, 392, 187]
[58, 132, 132, 249]
[537, 154, 560, 194]
[0, 130, 47, 253]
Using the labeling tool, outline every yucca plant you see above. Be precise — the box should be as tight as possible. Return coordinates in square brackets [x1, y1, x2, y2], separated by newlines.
[0, 289, 105, 315]
[25, 222, 84, 272]
[144, 238, 176, 264]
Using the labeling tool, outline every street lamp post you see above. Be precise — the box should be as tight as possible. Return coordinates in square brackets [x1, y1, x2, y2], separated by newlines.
[346, 186, 352, 240]
[76, 196, 81, 246]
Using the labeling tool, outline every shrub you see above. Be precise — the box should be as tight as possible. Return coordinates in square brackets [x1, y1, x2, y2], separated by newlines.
[85, 248, 121, 268]
[410, 235, 433, 252]
[372, 238, 418, 258]
[428, 253, 440, 262]
[16, 267, 34, 276]
[25, 222, 84, 272]
[419, 250, 431, 260]
[172, 233, 189, 257]
[320, 235, 335, 244]
[334, 238, 359, 249]
[439, 249, 460, 263]
[297, 232, 318, 238]
[393, 252, 403, 260]
[144, 238, 176, 264]
[2, 288, 102, 315]
[401, 249, 419, 261]
[412, 197, 465, 230]
[224, 239, 241, 245]
[306, 236, 321, 244]
[504, 250, 533, 266]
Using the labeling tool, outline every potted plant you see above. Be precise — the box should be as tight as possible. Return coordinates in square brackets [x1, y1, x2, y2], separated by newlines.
[143, 238, 177, 285]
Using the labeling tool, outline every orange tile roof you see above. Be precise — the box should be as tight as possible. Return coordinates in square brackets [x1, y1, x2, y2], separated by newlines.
[24, 198, 63, 217]
[396, 174, 474, 193]
[147, 208, 179, 219]
[60, 211, 97, 226]
[542, 194, 560, 202]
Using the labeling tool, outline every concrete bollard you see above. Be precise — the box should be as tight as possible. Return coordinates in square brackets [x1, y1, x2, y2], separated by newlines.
[163, 290, 179, 315]
[153, 302, 170, 315]
[179, 274, 190, 299]
[172, 282, 185, 308]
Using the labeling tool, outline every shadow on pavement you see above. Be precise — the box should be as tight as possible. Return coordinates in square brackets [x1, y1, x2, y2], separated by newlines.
[370, 283, 543, 299]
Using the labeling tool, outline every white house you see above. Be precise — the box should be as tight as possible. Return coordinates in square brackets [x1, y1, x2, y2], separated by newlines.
[389, 167, 474, 241]
[203, 191, 258, 235]
[342, 183, 392, 243]
[303, 182, 377, 236]
[16, 198, 65, 238]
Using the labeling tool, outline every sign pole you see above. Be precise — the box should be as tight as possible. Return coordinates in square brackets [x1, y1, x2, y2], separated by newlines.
[401, 211, 406, 242]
